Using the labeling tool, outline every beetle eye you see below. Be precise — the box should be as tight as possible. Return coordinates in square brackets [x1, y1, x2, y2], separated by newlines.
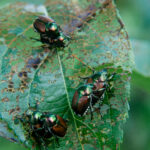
[34, 112, 42, 120]
[95, 79, 98, 82]
[86, 87, 92, 94]
[49, 115, 56, 123]
[58, 32, 65, 41]
[86, 88, 90, 94]
[49, 23, 58, 31]
[80, 91, 85, 95]
[58, 35, 64, 41]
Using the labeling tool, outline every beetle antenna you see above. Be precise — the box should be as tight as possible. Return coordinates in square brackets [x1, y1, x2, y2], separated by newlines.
[30, 37, 41, 42]
[71, 54, 95, 72]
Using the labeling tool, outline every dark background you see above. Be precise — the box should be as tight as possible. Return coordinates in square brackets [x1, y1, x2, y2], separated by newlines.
[0, 0, 150, 149]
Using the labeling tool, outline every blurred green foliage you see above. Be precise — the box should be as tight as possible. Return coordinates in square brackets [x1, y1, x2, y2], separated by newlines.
[117, 0, 150, 40]
[117, 0, 150, 150]
[132, 39, 150, 76]
[122, 72, 150, 150]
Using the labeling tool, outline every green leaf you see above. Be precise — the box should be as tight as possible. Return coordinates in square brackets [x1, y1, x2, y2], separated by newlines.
[0, 0, 133, 149]
[122, 71, 150, 150]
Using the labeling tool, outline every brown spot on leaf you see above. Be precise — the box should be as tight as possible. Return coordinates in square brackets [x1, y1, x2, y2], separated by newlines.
[9, 109, 15, 115]
[27, 57, 41, 69]
[16, 106, 20, 111]
[18, 71, 29, 92]
[18, 71, 28, 78]
[16, 96, 19, 102]
[7, 81, 15, 92]
[9, 106, 20, 115]
[1, 97, 9, 102]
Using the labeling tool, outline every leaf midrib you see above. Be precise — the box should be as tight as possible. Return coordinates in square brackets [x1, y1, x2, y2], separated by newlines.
[57, 50, 84, 150]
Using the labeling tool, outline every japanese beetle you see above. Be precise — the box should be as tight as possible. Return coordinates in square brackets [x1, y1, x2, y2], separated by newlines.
[33, 16, 55, 34]
[15, 110, 67, 148]
[33, 16, 70, 48]
[84, 69, 115, 92]
[72, 70, 115, 119]
[72, 84, 98, 119]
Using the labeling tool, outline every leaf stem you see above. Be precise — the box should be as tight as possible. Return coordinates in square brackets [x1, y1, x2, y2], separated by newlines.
[57, 50, 84, 150]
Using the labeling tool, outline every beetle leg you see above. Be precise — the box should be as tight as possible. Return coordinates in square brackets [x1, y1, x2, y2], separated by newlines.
[92, 88, 106, 93]
[30, 37, 41, 42]
[99, 93, 105, 112]
[91, 94, 99, 99]
[32, 130, 47, 149]
[89, 96, 93, 120]
[43, 145, 48, 150]
[30, 37, 49, 48]
[106, 84, 115, 97]
[78, 76, 90, 80]
[99, 102, 101, 116]
[38, 135, 47, 150]
[55, 136, 59, 146]
[78, 76, 89, 84]
[47, 127, 59, 146]
[98, 97, 104, 117]
[79, 76, 89, 84]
